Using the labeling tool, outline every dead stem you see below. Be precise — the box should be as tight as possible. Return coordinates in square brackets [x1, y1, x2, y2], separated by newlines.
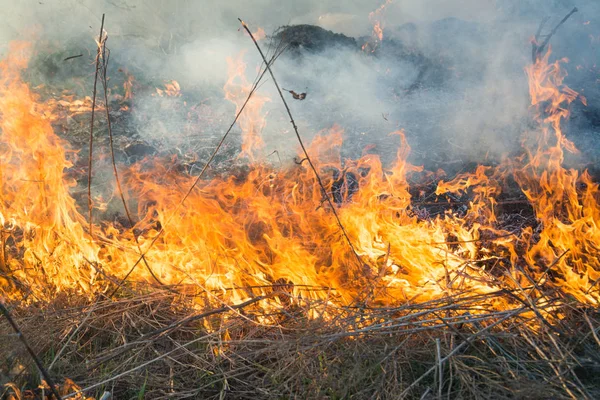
[3, 287, 598, 399]
[107, 41, 287, 297]
[0, 300, 63, 400]
[399, 307, 526, 398]
[87, 14, 105, 241]
[532, 7, 578, 63]
[238, 18, 364, 273]
[97, 24, 167, 291]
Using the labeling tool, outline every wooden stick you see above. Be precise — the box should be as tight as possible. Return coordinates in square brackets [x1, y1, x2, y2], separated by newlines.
[238, 18, 363, 269]
[97, 30, 167, 290]
[107, 45, 285, 296]
[532, 7, 578, 62]
[87, 14, 105, 240]
[0, 300, 63, 400]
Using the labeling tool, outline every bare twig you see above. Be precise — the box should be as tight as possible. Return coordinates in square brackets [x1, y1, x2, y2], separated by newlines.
[99, 392, 112, 400]
[584, 312, 600, 348]
[63, 54, 83, 62]
[532, 7, 578, 63]
[87, 14, 105, 240]
[107, 43, 282, 296]
[0, 300, 63, 400]
[267, 150, 282, 165]
[0, 228, 6, 273]
[436, 338, 443, 399]
[238, 18, 363, 269]
[97, 29, 168, 291]
[531, 249, 570, 294]
[534, 16, 550, 47]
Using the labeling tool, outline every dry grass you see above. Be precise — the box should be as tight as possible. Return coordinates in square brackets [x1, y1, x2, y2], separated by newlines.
[2, 283, 599, 399]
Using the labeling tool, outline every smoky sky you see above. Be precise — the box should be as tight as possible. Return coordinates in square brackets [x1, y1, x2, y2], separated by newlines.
[0, 0, 598, 170]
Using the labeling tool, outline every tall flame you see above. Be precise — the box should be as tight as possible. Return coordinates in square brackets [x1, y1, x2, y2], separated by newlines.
[0, 41, 598, 312]
[362, 0, 392, 53]
[0, 42, 97, 297]
[224, 51, 270, 162]
[518, 50, 599, 303]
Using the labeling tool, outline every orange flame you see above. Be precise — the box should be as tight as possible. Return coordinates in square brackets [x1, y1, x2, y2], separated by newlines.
[517, 49, 600, 303]
[252, 27, 266, 41]
[121, 68, 135, 101]
[224, 51, 270, 161]
[156, 80, 181, 97]
[362, 0, 392, 53]
[0, 42, 97, 297]
[0, 41, 598, 314]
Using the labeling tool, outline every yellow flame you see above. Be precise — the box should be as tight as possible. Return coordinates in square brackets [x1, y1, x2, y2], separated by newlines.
[0, 42, 598, 314]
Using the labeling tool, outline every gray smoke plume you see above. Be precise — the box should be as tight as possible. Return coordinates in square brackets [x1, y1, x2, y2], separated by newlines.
[0, 0, 598, 172]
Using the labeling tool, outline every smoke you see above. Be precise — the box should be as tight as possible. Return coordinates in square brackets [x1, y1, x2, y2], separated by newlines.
[0, 0, 598, 171]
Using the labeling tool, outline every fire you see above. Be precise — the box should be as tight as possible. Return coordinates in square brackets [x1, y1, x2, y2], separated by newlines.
[156, 80, 182, 97]
[48, 96, 98, 115]
[0, 42, 97, 298]
[240, 26, 267, 41]
[224, 51, 270, 161]
[518, 50, 600, 303]
[120, 68, 135, 101]
[0, 37, 598, 315]
[362, 0, 392, 53]
[252, 27, 266, 41]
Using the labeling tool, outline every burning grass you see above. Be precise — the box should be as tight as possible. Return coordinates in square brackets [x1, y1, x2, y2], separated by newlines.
[1, 15, 600, 399]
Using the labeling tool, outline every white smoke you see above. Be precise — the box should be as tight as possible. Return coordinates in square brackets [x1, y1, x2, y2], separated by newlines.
[0, 0, 597, 170]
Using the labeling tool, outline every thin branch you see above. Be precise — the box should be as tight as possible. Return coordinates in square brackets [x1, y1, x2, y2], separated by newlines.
[436, 338, 443, 399]
[87, 14, 105, 240]
[0, 300, 63, 400]
[534, 16, 550, 43]
[584, 312, 600, 348]
[532, 249, 570, 291]
[63, 54, 83, 62]
[98, 31, 167, 291]
[107, 47, 279, 296]
[532, 7, 578, 63]
[238, 18, 363, 269]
